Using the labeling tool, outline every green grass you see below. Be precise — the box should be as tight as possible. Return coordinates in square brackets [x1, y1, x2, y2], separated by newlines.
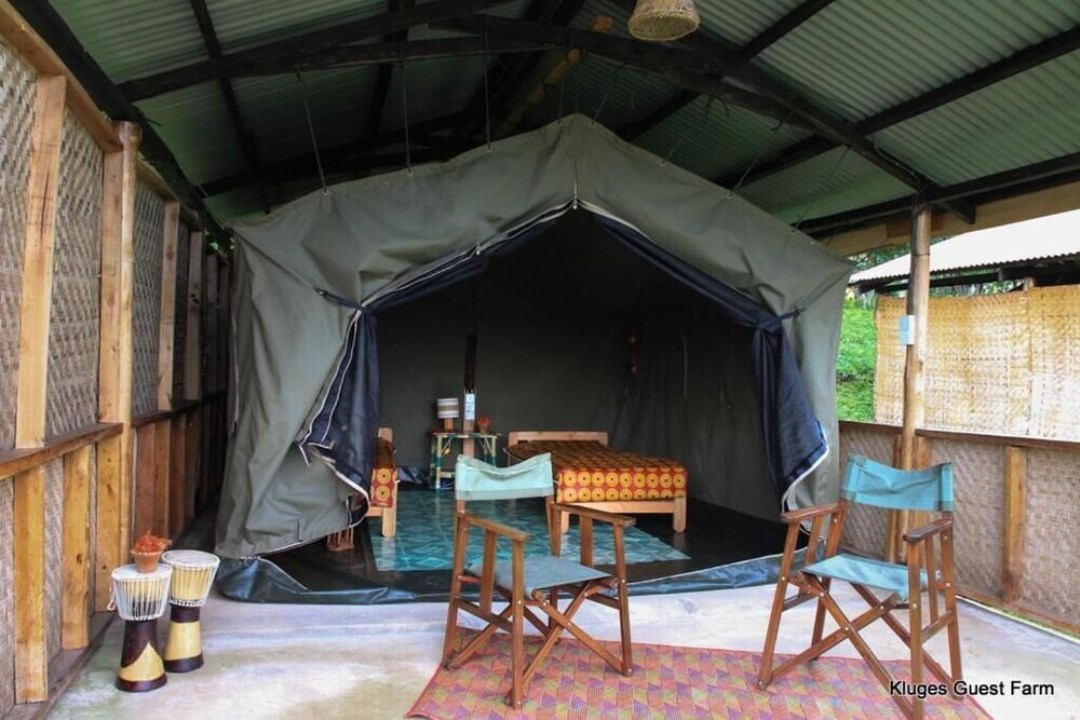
[837, 299, 876, 421]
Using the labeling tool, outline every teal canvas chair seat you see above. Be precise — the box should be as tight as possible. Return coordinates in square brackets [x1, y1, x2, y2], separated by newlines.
[441, 454, 635, 709]
[758, 455, 963, 720]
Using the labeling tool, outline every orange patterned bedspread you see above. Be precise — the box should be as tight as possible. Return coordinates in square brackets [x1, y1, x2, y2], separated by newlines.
[506, 440, 688, 504]
[370, 437, 398, 507]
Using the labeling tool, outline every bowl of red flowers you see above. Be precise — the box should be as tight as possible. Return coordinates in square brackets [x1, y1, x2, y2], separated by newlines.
[131, 531, 171, 573]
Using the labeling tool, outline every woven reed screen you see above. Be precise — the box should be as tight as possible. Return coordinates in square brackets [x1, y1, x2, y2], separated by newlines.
[0, 476, 14, 717]
[132, 182, 165, 417]
[838, 427, 893, 559]
[875, 287, 1080, 440]
[0, 38, 36, 452]
[172, 220, 190, 402]
[46, 110, 103, 439]
[929, 439, 1004, 598]
[1022, 449, 1079, 625]
[44, 458, 64, 664]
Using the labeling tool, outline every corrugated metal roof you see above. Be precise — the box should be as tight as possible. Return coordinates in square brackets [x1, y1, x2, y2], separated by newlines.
[379, 56, 485, 134]
[737, 145, 912, 224]
[135, 83, 247, 184]
[51, 0, 206, 82]
[691, 0, 806, 47]
[207, 0, 385, 52]
[871, 53, 1080, 186]
[755, 0, 1080, 121]
[636, 95, 812, 183]
[850, 209, 1080, 283]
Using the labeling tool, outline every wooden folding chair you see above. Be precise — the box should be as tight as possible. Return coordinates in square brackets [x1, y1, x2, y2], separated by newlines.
[758, 455, 962, 720]
[441, 453, 635, 708]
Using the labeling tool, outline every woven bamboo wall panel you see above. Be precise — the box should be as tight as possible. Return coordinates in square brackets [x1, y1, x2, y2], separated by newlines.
[1027, 287, 1080, 440]
[44, 458, 63, 663]
[0, 38, 36, 452]
[0, 475, 14, 717]
[132, 182, 165, 416]
[46, 110, 103, 439]
[173, 220, 190, 401]
[929, 439, 1004, 597]
[1021, 449, 1079, 625]
[838, 427, 893, 558]
[876, 288, 1080, 440]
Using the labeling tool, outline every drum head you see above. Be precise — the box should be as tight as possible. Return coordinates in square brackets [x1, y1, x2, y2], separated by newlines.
[112, 564, 173, 581]
[162, 550, 220, 568]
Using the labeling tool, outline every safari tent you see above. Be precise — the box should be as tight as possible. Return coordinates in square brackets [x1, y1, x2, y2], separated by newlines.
[215, 114, 853, 559]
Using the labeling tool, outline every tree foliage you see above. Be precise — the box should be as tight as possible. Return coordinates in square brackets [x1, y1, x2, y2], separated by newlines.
[837, 298, 876, 421]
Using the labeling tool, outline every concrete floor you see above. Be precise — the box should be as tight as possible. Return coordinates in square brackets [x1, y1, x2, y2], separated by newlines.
[50, 584, 1078, 719]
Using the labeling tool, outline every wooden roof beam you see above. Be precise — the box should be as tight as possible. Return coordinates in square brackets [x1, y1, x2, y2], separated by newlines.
[719, 24, 1080, 188]
[187, 0, 270, 213]
[365, 0, 415, 140]
[618, 0, 837, 142]
[116, 0, 516, 101]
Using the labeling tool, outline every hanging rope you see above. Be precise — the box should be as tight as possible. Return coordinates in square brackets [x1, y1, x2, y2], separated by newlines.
[400, 58, 412, 175]
[296, 71, 328, 194]
[728, 107, 795, 198]
[482, 19, 492, 149]
[662, 96, 712, 166]
[592, 63, 625, 127]
[791, 144, 852, 233]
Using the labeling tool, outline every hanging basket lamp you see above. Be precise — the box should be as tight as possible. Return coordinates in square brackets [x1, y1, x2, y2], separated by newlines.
[628, 0, 700, 42]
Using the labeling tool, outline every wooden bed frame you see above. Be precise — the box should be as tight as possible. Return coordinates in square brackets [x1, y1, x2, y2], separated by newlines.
[507, 431, 687, 534]
[327, 426, 397, 550]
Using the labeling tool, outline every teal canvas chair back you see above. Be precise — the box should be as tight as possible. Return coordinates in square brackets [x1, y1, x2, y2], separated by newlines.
[454, 453, 554, 502]
[841, 455, 954, 512]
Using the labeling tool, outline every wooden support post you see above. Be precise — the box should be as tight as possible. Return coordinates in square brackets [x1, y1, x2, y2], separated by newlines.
[157, 201, 181, 409]
[14, 75, 66, 447]
[134, 424, 156, 537]
[154, 419, 171, 535]
[889, 205, 932, 562]
[1003, 446, 1027, 603]
[186, 409, 201, 521]
[96, 122, 142, 609]
[13, 467, 47, 703]
[183, 232, 204, 402]
[11, 73, 66, 705]
[169, 415, 187, 537]
[61, 444, 92, 649]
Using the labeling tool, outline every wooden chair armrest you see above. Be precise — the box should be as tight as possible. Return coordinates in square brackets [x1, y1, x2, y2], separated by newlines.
[550, 503, 636, 527]
[780, 503, 841, 524]
[903, 517, 952, 544]
[462, 513, 529, 543]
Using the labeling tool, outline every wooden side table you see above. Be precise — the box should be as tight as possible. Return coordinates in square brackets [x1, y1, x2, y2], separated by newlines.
[429, 431, 500, 489]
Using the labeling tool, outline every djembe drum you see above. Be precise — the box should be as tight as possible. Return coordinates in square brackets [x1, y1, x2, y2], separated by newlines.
[110, 564, 173, 692]
[161, 550, 220, 672]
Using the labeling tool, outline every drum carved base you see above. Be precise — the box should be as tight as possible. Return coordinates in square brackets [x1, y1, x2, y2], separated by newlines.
[164, 605, 205, 673]
[116, 619, 167, 692]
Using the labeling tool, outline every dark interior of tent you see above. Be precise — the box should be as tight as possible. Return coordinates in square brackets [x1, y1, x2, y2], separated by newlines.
[255, 209, 804, 603]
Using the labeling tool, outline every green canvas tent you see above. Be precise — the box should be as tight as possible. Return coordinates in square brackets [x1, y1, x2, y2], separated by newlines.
[216, 114, 853, 559]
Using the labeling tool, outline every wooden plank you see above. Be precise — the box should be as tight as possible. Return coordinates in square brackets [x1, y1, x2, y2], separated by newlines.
[157, 201, 181, 409]
[1002, 446, 1027, 604]
[183, 232, 204, 400]
[185, 408, 201, 521]
[13, 466, 47, 702]
[957, 585, 1079, 639]
[839, 420, 1080, 453]
[61, 444, 92, 649]
[507, 431, 609, 446]
[133, 424, 156, 538]
[0, 423, 121, 479]
[154, 420, 171, 535]
[94, 434, 121, 611]
[14, 74, 66, 448]
[0, 4, 120, 150]
[169, 416, 187, 537]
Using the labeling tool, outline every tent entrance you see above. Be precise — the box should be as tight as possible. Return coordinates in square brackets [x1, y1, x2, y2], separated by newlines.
[215, 209, 812, 603]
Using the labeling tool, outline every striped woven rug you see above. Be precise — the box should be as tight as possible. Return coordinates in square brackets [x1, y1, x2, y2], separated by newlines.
[409, 633, 990, 719]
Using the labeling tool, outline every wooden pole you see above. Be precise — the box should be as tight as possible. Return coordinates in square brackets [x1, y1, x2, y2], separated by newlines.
[183, 231, 204, 402]
[1002, 446, 1027, 603]
[12, 73, 66, 704]
[157, 201, 181, 409]
[95, 121, 142, 609]
[61, 444, 93, 649]
[890, 204, 932, 562]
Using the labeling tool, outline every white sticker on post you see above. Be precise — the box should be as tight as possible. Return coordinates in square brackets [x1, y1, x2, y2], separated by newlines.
[464, 393, 476, 420]
[898, 314, 915, 346]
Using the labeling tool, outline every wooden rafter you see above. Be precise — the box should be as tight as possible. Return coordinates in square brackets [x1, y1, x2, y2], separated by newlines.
[115, 0, 515, 101]
[187, 0, 270, 212]
[620, 0, 836, 141]
[802, 150, 1080, 237]
[456, 0, 579, 141]
[719, 24, 1080, 188]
